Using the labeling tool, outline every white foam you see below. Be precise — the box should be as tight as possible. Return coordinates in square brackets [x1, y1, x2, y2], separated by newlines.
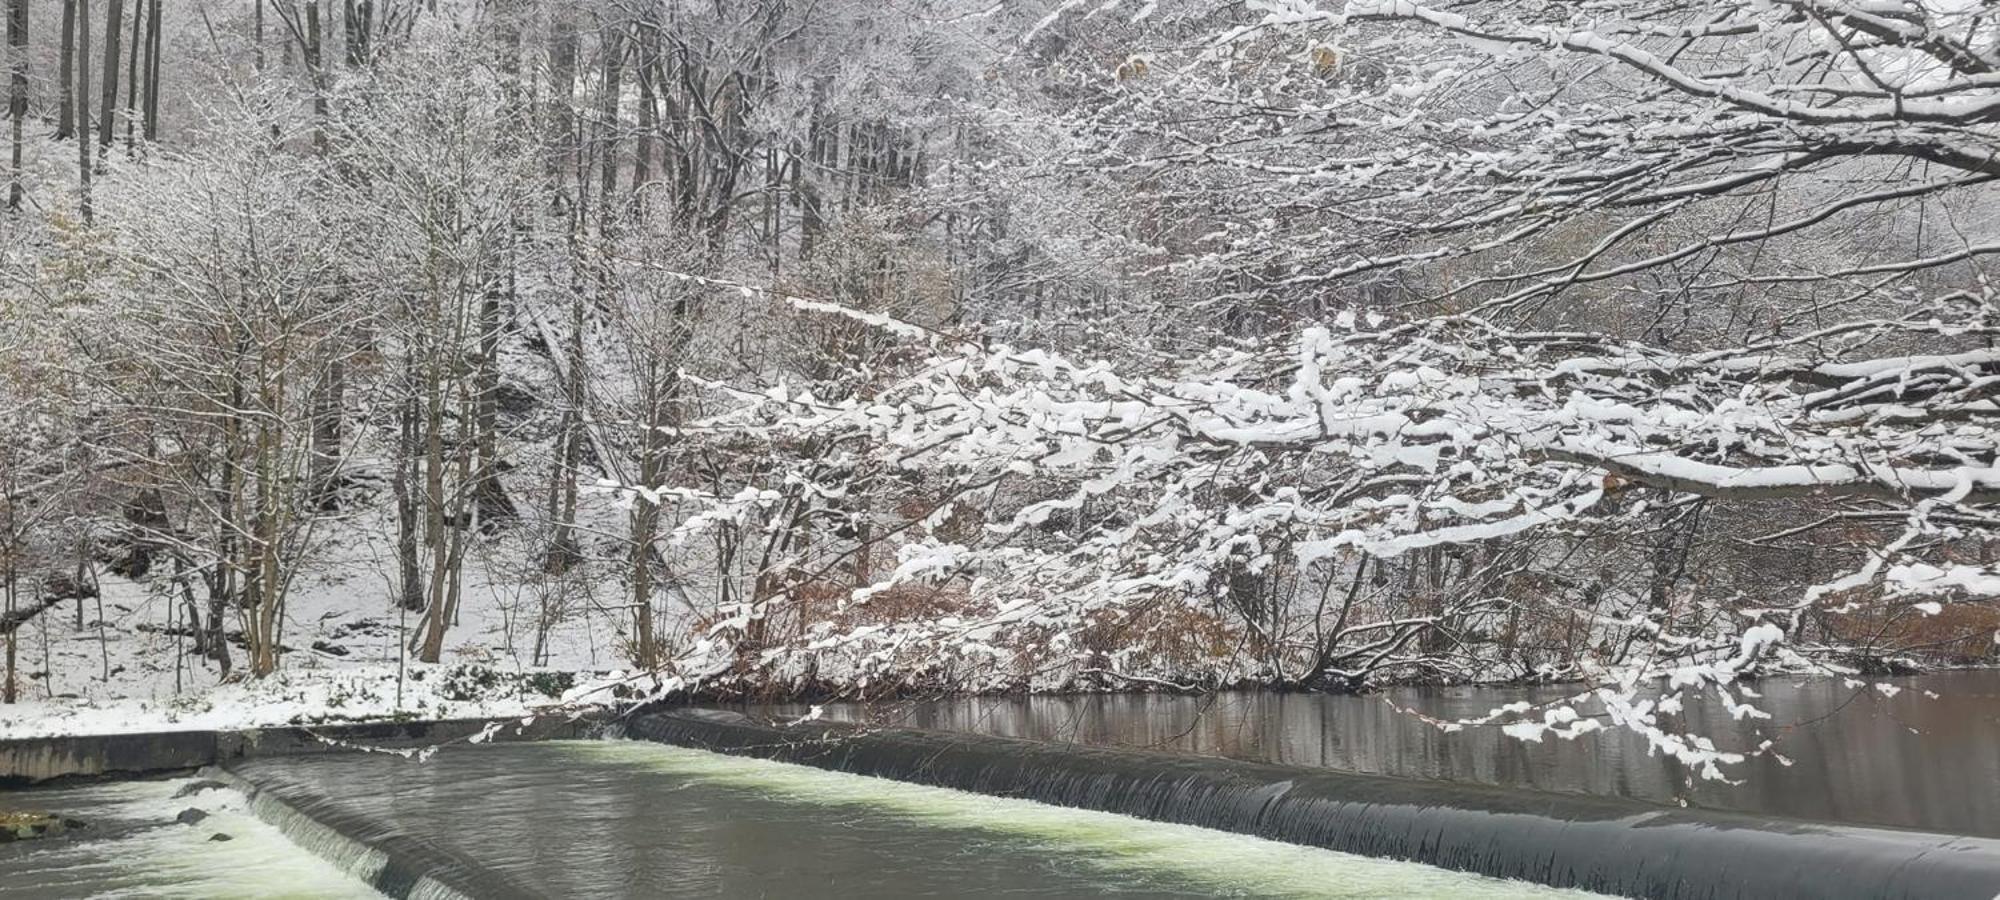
[0, 778, 384, 899]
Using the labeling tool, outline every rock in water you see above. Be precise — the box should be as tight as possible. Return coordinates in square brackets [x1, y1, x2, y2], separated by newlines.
[207, 833, 234, 842]
[0, 812, 72, 842]
[172, 780, 229, 800]
[175, 808, 210, 826]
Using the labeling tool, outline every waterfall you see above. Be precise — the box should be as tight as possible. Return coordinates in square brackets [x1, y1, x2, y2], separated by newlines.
[631, 708, 2000, 900]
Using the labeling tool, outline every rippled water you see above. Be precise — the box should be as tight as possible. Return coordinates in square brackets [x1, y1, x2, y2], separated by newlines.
[764, 671, 2000, 837]
[233, 740, 1602, 899]
[0, 777, 381, 898]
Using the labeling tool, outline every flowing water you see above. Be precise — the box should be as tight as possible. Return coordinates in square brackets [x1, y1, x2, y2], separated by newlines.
[764, 671, 2000, 838]
[0, 777, 382, 898]
[7, 673, 1994, 897]
[228, 740, 1601, 899]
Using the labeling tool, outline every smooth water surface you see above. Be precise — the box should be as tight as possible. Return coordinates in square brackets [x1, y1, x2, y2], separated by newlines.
[767, 671, 2000, 837]
[241, 740, 1598, 899]
[0, 777, 382, 899]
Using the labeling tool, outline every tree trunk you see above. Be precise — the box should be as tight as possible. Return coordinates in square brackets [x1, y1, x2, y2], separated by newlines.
[596, 18, 621, 218]
[121, 0, 139, 152]
[245, 357, 288, 678]
[73, 0, 89, 220]
[471, 275, 515, 529]
[471, 3, 524, 534]
[308, 355, 342, 509]
[393, 358, 423, 611]
[305, 1, 327, 156]
[540, 10, 584, 574]
[56, 0, 73, 140]
[355, 0, 371, 65]
[96, 0, 121, 149]
[2, 631, 14, 704]
[142, 0, 157, 140]
[543, 287, 584, 573]
[633, 16, 655, 215]
[798, 80, 828, 257]
[415, 298, 454, 663]
[6, 0, 25, 210]
[853, 518, 872, 586]
[545, 9, 576, 186]
[302, 2, 342, 506]
[628, 364, 665, 668]
[3, 549, 15, 704]
[445, 360, 474, 627]
[342, 0, 357, 66]
[209, 374, 244, 679]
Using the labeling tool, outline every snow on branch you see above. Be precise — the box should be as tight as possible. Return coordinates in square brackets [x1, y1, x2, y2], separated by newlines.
[658, 287, 2000, 740]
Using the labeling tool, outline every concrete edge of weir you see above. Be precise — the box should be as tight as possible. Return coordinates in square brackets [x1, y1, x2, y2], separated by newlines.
[207, 764, 541, 900]
[626, 707, 2000, 900]
[0, 713, 609, 785]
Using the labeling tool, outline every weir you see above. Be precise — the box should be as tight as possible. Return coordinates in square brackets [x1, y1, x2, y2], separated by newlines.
[629, 708, 2000, 900]
[214, 740, 1587, 898]
[210, 765, 538, 900]
[2, 717, 594, 898]
[0, 776, 384, 898]
[0, 714, 605, 785]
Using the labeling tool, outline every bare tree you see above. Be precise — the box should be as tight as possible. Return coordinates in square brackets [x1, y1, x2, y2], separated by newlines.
[6, 0, 25, 210]
[72, 0, 88, 220]
[140, 0, 156, 140]
[96, 0, 120, 149]
[55, 0, 72, 140]
[120, 0, 139, 152]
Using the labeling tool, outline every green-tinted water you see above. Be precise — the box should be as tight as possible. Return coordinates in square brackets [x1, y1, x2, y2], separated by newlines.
[236, 740, 1603, 899]
[6, 740, 1611, 898]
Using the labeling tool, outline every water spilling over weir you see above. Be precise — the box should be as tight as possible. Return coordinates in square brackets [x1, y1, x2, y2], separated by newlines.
[210, 766, 534, 900]
[0, 777, 379, 898]
[629, 708, 2000, 900]
[218, 739, 1585, 898]
[765, 673, 2000, 838]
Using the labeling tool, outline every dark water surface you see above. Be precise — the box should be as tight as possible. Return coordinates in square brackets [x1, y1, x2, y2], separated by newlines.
[235, 740, 1589, 899]
[765, 671, 2000, 837]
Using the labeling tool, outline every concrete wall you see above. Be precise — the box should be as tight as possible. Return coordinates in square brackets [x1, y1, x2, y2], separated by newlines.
[0, 715, 605, 785]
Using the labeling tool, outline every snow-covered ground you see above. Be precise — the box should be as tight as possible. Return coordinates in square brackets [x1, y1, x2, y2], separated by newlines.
[0, 507, 649, 739]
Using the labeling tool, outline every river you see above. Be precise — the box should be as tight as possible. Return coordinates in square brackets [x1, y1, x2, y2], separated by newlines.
[764, 671, 2000, 837]
[1, 740, 1598, 898]
[0, 777, 378, 898]
[224, 740, 1595, 898]
[4, 671, 1993, 897]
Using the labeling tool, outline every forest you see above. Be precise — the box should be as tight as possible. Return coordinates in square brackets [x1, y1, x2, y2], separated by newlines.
[0, 0, 1995, 772]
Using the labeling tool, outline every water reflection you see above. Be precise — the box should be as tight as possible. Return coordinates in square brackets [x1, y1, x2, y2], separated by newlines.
[763, 671, 2000, 837]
